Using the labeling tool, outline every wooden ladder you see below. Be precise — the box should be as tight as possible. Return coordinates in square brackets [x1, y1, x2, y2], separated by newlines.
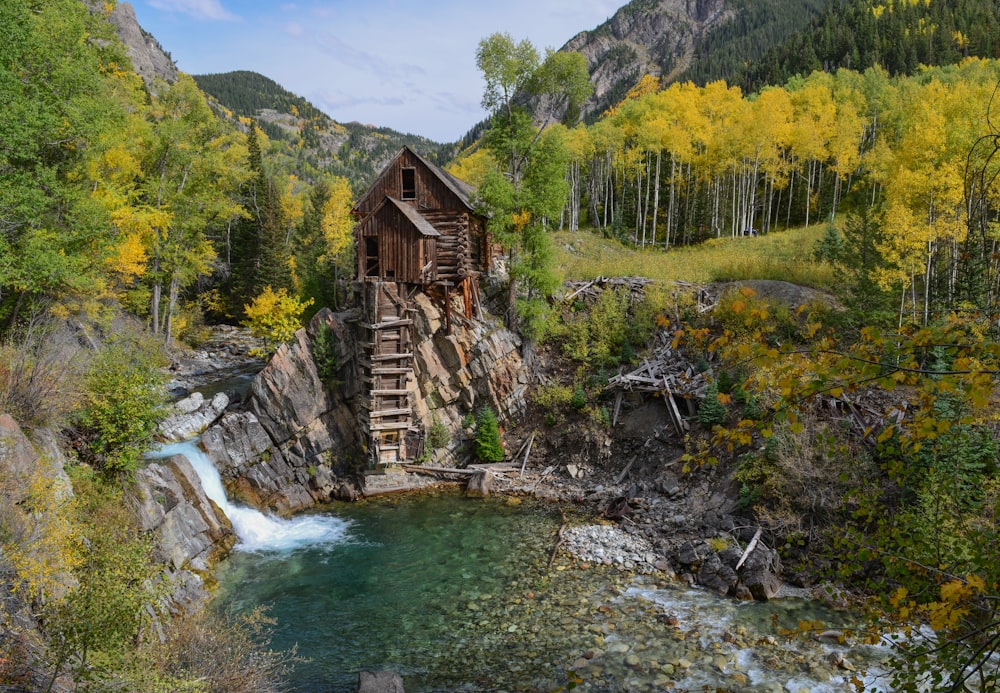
[360, 281, 419, 469]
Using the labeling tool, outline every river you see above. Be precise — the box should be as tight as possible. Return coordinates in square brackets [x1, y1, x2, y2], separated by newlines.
[161, 440, 890, 692]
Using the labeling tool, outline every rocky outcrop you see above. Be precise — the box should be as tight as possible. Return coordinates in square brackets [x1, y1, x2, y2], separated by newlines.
[133, 454, 236, 614]
[557, 0, 731, 120]
[158, 392, 230, 443]
[0, 416, 75, 691]
[199, 294, 529, 512]
[201, 308, 365, 513]
[409, 293, 528, 457]
[674, 535, 783, 600]
[106, 2, 178, 89]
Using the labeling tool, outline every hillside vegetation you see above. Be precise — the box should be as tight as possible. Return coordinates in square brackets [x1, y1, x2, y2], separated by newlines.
[2, 0, 1000, 687]
[194, 70, 454, 191]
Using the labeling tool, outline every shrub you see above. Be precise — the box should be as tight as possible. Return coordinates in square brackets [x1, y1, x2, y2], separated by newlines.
[426, 415, 450, 450]
[532, 382, 574, 425]
[149, 607, 301, 693]
[0, 318, 85, 430]
[41, 470, 163, 689]
[76, 342, 166, 477]
[473, 407, 505, 462]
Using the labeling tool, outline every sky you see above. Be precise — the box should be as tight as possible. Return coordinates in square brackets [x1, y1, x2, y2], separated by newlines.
[129, 0, 621, 143]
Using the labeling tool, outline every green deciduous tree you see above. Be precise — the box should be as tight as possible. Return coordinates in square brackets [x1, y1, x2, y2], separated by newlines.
[141, 74, 248, 342]
[475, 33, 593, 340]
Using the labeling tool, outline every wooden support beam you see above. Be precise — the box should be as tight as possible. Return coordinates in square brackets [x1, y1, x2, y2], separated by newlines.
[366, 319, 412, 329]
[370, 422, 413, 432]
[368, 352, 414, 361]
[369, 408, 412, 418]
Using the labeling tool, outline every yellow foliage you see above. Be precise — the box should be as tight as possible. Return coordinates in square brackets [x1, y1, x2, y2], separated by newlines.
[319, 177, 355, 262]
[105, 232, 148, 283]
[2, 459, 81, 602]
[446, 148, 497, 188]
[243, 286, 314, 356]
[512, 210, 532, 231]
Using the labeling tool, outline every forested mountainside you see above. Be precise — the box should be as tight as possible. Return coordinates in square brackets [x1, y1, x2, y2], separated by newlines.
[560, 0, 835, 121]
[740, 0, 1000, 93]
[193, 70, 453, 192]
[555, 0, 1000, 123]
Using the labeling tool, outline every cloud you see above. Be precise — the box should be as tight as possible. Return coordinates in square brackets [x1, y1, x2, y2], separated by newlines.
[312, 90, 406, 112]
[308, 31, 426, 82]
[145, 0, 238, 21]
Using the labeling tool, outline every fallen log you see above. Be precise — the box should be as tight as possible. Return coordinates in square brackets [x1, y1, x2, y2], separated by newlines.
[735, 527, 763, 571]
[401, 464, 477, 477]
[519, 432, 535, 478]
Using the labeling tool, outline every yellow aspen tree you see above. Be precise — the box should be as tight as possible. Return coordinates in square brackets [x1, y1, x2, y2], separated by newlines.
[788, 73, 837, 227]
[751, 87, 795, 233]
[871, 78, 970, 324]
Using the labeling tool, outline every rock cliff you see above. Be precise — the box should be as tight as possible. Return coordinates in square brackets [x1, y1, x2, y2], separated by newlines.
[133, 454, 236, 613]
[200, 296, 529, 512]
[560, 0, 731, 119]
[106, 2, 178, 89]
[0, 415, 231, 684]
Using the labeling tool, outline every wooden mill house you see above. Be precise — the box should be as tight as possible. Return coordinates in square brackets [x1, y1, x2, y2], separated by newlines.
[351, 146, 493, 469]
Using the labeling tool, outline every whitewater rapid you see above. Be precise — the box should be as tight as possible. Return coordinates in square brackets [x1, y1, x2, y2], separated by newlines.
[148, 440, 351, 552]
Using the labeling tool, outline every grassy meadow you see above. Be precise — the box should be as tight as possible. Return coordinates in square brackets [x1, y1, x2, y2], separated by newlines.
[551, 225, 835, 289]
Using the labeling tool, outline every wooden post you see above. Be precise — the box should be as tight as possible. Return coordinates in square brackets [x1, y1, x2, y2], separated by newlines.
[444, 282, 452, 334]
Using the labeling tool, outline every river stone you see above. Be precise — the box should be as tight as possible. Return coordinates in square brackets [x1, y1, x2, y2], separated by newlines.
[466, 469, 493, 497]
[358, 670, 405, 693]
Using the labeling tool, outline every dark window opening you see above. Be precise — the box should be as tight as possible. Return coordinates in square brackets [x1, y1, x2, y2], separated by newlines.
[401, 168, 416, 200]
[365, 236, 379, 277]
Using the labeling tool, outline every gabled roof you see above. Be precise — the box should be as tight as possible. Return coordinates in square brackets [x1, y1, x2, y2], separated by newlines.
[384, 197, 440, 237]
[352, 145, 478, 217]
[406, 147, 477, 210]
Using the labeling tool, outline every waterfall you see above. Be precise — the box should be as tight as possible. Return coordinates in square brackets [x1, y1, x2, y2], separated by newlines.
[149, 440, 351, 552]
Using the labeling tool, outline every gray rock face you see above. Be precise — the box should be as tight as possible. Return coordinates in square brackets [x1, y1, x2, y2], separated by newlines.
[559, 0, 731, 120]
[0, 416, 76, 690]
[107, 2, 178, 89]
[202, 411, 319, 513]
[0, 414, 72, 504]
[201, 297, 529, 512]
[134, 454, 236, 613]
[409, 293, 528, 462]
[158, 392, 230, 443]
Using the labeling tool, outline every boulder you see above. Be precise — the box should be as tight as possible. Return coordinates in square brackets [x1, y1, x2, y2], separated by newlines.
[696, 551, 739, 595]
[158, 392, 230, 442]
[739, 544, 783, 601]
[358, 670, 405, 693]
[466, 469, 493, 497]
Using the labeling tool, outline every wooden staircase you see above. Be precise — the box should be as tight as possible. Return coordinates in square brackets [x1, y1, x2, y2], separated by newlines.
[360, 281, 422, 469]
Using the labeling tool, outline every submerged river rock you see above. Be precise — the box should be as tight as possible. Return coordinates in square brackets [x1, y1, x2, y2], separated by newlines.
[211, 491, 887, 692]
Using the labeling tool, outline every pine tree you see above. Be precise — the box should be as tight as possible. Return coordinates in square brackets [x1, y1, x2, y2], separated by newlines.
[473, 407, 505, 462]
